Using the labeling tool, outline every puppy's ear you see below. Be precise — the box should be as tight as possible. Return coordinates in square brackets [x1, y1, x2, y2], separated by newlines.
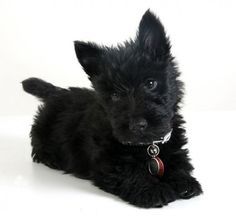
[138, 10, 170, 61]
[74, 41, 103, 78]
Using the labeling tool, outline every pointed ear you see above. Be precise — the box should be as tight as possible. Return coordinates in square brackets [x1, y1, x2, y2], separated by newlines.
[74, 41, 103, 78]
[138, 10, 170, 61]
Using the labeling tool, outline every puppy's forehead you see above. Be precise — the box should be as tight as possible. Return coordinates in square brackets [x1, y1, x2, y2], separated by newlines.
[106, 59, 164, 88]
[99, 46, 168, 93]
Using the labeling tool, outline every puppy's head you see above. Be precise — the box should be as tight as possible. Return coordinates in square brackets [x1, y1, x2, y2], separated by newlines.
[74, 10, 183, 145]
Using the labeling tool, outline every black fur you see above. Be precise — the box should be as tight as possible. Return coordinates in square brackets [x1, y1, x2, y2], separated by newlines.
[22, 10, 202, 208]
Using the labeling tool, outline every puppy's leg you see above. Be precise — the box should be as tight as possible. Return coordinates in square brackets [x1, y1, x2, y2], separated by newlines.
[92, 164, 177, 208]
[163, 149, 203, 199]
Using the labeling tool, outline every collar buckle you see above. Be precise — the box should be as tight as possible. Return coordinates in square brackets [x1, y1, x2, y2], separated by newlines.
[153, 129, 172, 145]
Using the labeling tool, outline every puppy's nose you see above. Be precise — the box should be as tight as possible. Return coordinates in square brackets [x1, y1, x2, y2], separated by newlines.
[129, 118, 148, 133]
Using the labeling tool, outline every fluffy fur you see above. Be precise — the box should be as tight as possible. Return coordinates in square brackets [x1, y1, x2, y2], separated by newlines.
[22, 10, 202, 208]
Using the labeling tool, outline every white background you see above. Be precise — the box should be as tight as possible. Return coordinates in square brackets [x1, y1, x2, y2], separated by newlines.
[0, 0, 236, 218]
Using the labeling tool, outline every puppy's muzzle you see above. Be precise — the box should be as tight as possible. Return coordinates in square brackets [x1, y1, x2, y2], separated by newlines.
[129, 118, 148, 133]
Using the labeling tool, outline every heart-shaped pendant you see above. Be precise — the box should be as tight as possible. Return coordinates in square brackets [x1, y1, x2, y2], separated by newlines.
[147, 143, 164, 177]
[147, 157, 164, 177]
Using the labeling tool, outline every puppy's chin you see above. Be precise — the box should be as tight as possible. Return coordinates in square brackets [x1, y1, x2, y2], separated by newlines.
[115, 135, 154, 146]
[115, 130, 171, 146]
[121, 141, 153, 146]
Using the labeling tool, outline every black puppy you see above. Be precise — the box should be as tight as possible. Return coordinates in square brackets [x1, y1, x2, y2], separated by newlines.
[22, 10, 202, 208]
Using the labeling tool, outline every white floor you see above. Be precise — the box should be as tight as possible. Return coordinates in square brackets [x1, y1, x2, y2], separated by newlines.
[0, 111, 235, 219]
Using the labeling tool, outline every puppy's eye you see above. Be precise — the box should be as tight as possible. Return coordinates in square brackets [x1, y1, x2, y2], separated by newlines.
[111, 92, 120, 102]
[144, 80, 158, 91]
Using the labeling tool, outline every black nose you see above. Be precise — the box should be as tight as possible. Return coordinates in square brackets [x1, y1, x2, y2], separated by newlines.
[129, 118, 148, 132]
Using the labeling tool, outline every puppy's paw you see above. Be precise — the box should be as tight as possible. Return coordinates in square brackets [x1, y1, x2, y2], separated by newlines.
[174, 176, 203, 199]
[156, 183, 177, 207]
[127, 183, 176, 208]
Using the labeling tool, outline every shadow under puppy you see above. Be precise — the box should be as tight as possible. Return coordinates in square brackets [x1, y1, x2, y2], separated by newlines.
[22, 10, 202, 208]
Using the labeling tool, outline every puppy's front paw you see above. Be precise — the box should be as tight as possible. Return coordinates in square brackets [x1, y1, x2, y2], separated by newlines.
[174, 176, 203, 199]
[156, 183, 177, 207]
[129, 183, 177, 208]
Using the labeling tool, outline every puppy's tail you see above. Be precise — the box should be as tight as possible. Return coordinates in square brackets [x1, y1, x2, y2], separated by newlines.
[22, 77, 64, 101]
